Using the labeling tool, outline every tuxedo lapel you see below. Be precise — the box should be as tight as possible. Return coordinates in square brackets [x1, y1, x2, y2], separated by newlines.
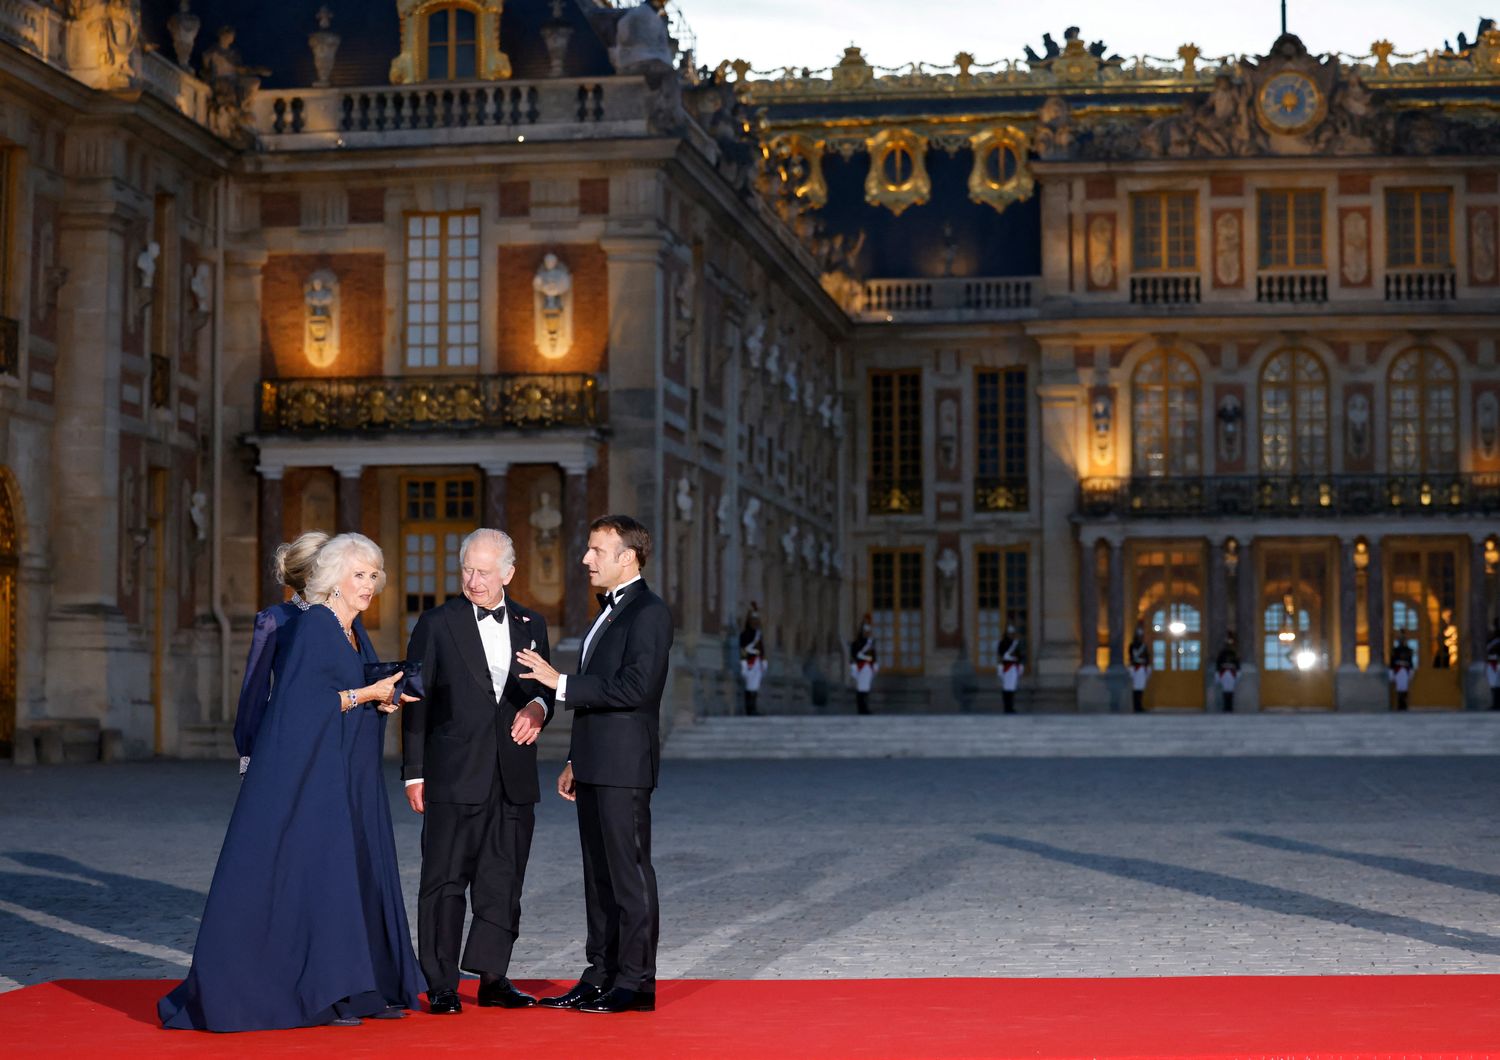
[443, 598, 494, 698]
[581, 581, 647, 674]
[502, 604, 534, 697]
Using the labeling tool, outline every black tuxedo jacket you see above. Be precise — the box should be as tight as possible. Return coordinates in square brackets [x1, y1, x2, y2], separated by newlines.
[402, 594, 554, 805]
[565, 580, 673, 790]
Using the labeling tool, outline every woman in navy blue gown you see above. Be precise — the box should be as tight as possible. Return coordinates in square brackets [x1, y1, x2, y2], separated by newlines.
[232, 530, 327, 776]
[161, 533, 423, 1031]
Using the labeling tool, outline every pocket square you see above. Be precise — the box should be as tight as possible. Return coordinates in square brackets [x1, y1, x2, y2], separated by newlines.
[363, 660, 423, 702]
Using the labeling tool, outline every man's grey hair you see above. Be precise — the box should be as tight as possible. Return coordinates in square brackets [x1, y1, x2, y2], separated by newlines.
[459, 528, 517, 571]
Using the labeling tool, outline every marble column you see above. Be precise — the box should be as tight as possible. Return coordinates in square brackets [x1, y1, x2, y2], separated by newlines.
[335, 465, 362, 535]
[1338, 536, 1358, 670]
[259, 472, 283, 609]
[1106, 536, 1125, 670]
[562, 463, 591, 641]
[1233, 537, 1260, 711]
[1078, 537, 1099, 669]
[482, 462, 510, 533]
[1366, 537, 1385, 675]
[1469, 535, 1490, 709]
[1236, 538, 1257, 651]
[1471, 535, 1490, 665]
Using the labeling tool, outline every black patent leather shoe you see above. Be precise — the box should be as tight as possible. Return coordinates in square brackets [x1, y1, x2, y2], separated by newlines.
[578, 986, 655, 1014]
[428, 989, 463, 1015]
[537, 981, 604, 1009]
[477, 978, 536, 1008]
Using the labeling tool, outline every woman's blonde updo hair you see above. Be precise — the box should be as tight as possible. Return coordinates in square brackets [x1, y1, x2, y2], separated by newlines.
[303, 532, 387, 604]
[272, 530, 330, 594]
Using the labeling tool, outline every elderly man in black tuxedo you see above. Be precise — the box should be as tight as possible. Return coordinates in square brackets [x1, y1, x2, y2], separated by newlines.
[517, 514, 673, 1015]
[403, 528, 554, 1016]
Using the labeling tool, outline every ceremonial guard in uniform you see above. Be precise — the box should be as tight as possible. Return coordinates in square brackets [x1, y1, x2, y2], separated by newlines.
[996, 623, 1024, 714]
[1485, 619, 1500, 712]
[1389, 630, 1416, 711]
[1128, 624, 1151, 713]
[738, 603, 767, 715]
[1215, 631, 1240, 713]
[849, 615, 878, 715]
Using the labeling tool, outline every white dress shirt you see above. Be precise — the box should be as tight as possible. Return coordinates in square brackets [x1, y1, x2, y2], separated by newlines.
[556, 574, 642, 703]
[405, 595, 548, 788]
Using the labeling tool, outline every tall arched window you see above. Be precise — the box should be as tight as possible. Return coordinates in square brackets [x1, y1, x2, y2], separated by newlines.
[426, 4, 479, 80]
[1132, 350, 1201, 477]
[1388, 348, 1457, 474]
[1259, 349, 1329, 474]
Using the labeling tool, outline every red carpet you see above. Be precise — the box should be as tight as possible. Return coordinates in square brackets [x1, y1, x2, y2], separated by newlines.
[3, 976, 1499, 1057]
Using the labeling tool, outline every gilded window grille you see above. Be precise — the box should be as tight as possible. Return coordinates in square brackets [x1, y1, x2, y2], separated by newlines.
[257, 372, 600, 433]
[1385, 188, 1453, 268]
[871, 548, 924, 673]
[1259, 349, 1329, 475]
[1388, 348, 1457, 474]
[1131, 350, 1201, 478]
[975, 367, 1028, 511]
[399, 472, 479, 639]
[405, 211, 481, 370]
[976, 546, 1028, 673]
[868, 369, 922, 513]
[1131, 190, 1197, 272]
[1257, 189, 1324, 269]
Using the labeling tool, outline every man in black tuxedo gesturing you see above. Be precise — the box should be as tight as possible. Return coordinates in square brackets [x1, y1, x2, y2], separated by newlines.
[403, 528, 554, 1015]
[517, 514, 672, 1015]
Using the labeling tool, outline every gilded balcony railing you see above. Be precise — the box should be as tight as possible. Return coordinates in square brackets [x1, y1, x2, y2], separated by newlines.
[257, 373, 600, 434]
[1079, 474, 1500, 519]
[974, 476, 1029, 512]
[867, 477, 924, 514]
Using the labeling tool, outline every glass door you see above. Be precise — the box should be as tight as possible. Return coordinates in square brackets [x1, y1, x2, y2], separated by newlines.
[1131, 542, 1205, 709]
[1388, 541, 1464, 709]
[1259, 541, 1335, 709]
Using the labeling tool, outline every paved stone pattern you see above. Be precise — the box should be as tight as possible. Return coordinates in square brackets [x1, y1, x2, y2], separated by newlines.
[2, 757, 1499, 991]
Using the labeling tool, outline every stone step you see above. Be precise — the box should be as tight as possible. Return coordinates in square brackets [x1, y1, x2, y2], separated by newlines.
[662, 713, 1500, 759]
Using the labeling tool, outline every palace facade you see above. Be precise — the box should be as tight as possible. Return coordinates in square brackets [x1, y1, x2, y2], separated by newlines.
[0, 1, 1496, 759]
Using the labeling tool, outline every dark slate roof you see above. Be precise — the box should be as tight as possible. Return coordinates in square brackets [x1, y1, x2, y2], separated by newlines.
[819, 149, 1042, 279]
[140, 0, 614, 89]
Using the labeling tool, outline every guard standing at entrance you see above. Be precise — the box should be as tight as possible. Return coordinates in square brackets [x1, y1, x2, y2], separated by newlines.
[1485, 619, 1500, 712]
[1128, 624, 1151, 713]
[849, 615, 878, 715]
[1215, 631, 1240, 713]
[996, 623, 1025, 714]
[1389, 630, 1416, 711]
[738, 603, 767, 716]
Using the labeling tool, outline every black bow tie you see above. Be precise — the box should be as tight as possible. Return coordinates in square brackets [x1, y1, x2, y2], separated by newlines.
[596, 589, 623, 611]
[477, 605, 506, 623]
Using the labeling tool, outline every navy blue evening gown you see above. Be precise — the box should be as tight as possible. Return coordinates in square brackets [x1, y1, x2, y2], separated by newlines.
[160, 605, 422, 1031]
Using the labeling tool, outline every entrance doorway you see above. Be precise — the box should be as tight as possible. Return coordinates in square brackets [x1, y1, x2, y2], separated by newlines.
[1131, 542, 1205, 709]
[1259, 541, 1335, 709]
[1388, 540, 1466, 709]
[398, 473, 479, 640]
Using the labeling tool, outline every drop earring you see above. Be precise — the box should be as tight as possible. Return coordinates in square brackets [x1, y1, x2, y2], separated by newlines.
[332, 588, 341, 598]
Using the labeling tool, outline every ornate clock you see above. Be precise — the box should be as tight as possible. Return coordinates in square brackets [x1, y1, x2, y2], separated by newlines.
[1256, 70, 1327, 136]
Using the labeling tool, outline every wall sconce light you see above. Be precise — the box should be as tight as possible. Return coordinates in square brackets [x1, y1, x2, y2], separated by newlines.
[1353, 538, 1369, 573]
[1484, 535, 1499, 575]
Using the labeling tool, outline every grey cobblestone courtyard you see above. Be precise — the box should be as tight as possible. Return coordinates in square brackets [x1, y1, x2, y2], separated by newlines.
[2, 756, 1499, 991]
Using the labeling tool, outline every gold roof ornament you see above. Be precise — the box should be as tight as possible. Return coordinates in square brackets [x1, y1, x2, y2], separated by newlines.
[769, 133, 828, 209]
[863, 128, 929, 216]
[389, 0, 512, 85]
[967, 127, 1034, 213]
